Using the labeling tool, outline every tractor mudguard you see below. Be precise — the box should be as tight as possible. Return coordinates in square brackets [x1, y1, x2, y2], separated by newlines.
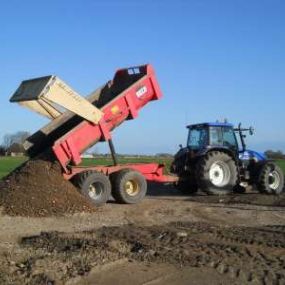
[198, 146, 237, 160]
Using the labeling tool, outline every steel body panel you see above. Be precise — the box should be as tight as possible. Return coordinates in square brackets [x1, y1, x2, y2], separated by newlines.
[52, 65, 162, 172]
[63, 163, 178, 183]
[10, 75, 103, 123]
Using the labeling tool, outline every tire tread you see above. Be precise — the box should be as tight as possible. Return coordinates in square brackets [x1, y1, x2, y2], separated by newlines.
[196, 151, 238, 195]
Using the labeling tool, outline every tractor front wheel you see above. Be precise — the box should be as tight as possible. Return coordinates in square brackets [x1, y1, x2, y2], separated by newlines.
[196, 151, 238, 195]
[257, 163, 284, 194]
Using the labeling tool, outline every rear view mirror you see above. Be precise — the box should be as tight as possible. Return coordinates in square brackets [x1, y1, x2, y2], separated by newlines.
[249, 126, 254, 135]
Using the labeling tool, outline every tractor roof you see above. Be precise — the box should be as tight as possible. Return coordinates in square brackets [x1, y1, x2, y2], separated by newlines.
[187, 122, 233, 128]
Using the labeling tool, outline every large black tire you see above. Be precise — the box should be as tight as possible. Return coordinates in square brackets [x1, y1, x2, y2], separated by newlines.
[175, 173, 198, 195]
[257, 162, 284, 194]
[196, 151, 238, 195]
[73, 171, 111, 206]
[110, 169, 147, 204]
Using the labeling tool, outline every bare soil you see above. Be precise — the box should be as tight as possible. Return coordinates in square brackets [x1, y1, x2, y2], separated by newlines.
[0, 183, 284, 284]
[0, 156, 95, 217]
[187, 192, 285, 207]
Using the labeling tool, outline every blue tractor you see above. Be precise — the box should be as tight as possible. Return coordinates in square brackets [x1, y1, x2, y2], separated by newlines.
[171, 122, 284, 195]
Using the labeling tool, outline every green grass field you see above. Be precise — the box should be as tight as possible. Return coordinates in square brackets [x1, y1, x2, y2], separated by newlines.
[0, 157, 27, 179]
[278, 159, 285, 174]
[0, 156, 284, 179]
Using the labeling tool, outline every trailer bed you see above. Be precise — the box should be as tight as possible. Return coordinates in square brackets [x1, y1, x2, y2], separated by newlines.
[25, 65, 162, 173]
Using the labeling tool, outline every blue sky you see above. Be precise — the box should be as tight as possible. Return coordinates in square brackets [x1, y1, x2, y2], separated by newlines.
[1, 0, 284, 154]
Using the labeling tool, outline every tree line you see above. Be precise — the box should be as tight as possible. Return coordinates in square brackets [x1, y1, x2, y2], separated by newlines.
[0, 131, 284, 160]
[0, 131, 30, 155]
[264, 150, 285, 160]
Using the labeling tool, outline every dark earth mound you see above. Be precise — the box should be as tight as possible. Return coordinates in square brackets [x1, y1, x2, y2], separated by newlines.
[0, 156, 95, 217]
[1, 222, 284, 284]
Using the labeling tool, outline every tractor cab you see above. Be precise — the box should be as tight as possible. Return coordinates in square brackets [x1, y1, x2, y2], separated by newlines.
[186, 122, 265, 163]
[187, 122, 238, 155]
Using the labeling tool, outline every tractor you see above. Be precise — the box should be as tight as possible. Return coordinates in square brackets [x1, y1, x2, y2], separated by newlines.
[171, 122, 284, 195]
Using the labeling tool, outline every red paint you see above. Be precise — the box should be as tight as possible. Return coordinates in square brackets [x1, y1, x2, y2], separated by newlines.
[52, 64, 162, 173]
[51, 64, 176, 184]
[63, 163, 178, 183]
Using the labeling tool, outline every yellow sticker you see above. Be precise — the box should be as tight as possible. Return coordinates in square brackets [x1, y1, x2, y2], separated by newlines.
[111, 105, 120, 114]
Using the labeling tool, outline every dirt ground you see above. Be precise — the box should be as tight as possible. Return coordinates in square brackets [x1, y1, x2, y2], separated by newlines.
[0, 184, 284, 285]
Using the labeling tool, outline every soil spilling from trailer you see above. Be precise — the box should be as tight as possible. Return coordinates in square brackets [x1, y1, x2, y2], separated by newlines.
[0, 155, 95, 217]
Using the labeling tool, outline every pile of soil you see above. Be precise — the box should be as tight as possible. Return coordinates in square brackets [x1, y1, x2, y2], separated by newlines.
[0, 156, 95, 217]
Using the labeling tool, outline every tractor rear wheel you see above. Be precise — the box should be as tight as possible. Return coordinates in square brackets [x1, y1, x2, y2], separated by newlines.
[110, 169, 147, 204]
[257, 162, 284, 194]
[73, 171, 111, 206]
[196, 151, 238, 195]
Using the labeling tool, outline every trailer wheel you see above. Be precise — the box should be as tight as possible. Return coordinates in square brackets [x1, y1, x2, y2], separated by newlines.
[110, 169, 147, 204]
[257, 163, 284, 194]
[196, 151, 238, 195]
[74, 171, 111, 206]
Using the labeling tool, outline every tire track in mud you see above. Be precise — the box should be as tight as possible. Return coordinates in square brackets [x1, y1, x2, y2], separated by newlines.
[214, 225, 285, 248]
[1, 222, 285, 284]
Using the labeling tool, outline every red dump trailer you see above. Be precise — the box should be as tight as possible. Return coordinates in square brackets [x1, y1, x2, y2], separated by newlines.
[12, 64, 177, 206]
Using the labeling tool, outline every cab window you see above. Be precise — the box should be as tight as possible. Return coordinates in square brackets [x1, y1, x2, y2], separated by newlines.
[209, 127, 223, 145]
[223, 127, 238, 149]
[187, 127, 208, 149]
